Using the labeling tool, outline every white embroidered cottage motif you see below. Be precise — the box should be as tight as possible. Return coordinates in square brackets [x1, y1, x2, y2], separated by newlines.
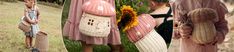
[79, 13, 111, 37]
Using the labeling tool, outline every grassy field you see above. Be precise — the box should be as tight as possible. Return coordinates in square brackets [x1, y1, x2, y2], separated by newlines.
[0, 1, 67, 52]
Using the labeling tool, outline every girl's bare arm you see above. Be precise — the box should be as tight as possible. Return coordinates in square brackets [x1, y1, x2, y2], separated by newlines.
[36, 6, 40, 21]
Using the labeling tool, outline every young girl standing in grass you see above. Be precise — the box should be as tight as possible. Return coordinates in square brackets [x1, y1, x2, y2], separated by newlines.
[23, 0, 40, 48]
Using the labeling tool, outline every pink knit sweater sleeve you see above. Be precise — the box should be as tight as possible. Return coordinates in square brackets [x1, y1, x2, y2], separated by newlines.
[214, 2, 229, 44]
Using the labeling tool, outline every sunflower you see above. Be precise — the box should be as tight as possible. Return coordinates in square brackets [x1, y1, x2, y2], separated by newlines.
[117, 5, 138, 32]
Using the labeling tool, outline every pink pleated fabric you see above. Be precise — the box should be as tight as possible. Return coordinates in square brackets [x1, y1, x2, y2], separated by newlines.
[63, 0, 121, 45]
[82, 0, 115, 16]
[172, 0, 229, 52]
[126, 14, 156, 43]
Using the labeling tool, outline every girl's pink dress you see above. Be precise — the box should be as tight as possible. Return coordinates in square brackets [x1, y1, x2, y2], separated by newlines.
[63, 0, 121, 45]
[172, 0, 229, 52]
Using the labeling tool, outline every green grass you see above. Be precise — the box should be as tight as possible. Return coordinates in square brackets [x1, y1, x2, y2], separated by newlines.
[231, 9, 234, 16]
[37, 1, 63, 8]
[0, 0, 18, 2]
[0, 1, 67, 52]
[119, 33, 139, 52]
[62, 34, 139, 52]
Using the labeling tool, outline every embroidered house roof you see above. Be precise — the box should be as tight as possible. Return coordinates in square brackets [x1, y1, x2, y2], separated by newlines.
[82, 0, 116, 17]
